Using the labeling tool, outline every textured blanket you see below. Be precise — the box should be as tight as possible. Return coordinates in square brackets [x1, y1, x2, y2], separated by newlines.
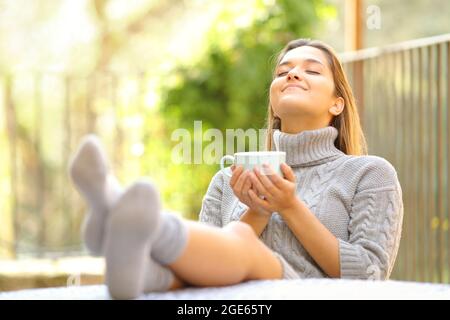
[1, 279, 450, 300]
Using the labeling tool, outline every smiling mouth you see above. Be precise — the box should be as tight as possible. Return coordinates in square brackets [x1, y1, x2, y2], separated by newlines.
[283, 86, 307, 92]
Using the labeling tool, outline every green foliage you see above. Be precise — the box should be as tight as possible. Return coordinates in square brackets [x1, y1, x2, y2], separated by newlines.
[163, 0, 330, 132]
[158, 0, 331, 218]
[0, 0, 332, 257]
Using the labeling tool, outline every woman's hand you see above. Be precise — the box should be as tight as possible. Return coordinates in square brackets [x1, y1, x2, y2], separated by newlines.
[229, 165, 271, 216]
[247, 163, 300, 215]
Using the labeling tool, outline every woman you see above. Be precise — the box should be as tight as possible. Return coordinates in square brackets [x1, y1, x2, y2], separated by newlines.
[69, 39, 403, 299]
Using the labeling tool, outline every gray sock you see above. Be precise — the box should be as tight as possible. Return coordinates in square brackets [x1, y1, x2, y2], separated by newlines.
[151, 212, 189, 266]
[105, 180, 174, 299]
[69, 135, 123, 255]
[69, 135, 188, 266]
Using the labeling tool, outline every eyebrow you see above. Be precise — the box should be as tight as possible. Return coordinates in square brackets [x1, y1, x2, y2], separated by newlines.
[277, 58, 325, 68]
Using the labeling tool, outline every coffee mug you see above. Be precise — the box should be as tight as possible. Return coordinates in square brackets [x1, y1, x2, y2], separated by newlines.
[220, 151, 286, 177]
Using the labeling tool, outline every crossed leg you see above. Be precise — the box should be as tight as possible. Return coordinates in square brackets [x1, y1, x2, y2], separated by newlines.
[169, 220, 282, 287]
[69, 136, 282, 299]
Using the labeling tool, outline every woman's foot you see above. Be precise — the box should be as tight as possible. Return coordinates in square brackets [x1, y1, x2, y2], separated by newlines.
[104, 180, 174, 299]
[69, 135, 122, 255]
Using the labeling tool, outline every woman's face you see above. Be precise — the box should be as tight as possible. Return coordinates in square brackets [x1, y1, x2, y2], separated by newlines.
[270, 46, 343, 131]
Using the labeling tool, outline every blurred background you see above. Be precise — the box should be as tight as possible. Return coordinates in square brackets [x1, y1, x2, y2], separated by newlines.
[0, 0, 449, 291]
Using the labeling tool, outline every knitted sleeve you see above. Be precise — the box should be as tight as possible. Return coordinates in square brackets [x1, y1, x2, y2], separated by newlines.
[339, 157, 404, 280]
[198, 170, 225, 227]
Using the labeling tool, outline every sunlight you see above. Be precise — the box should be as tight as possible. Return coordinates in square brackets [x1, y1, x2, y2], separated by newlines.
[106, 0, 156, 21]
[131, 142, 145, 157]
[144, 90, 159, 110]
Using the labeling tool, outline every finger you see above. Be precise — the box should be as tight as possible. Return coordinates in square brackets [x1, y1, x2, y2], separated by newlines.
[229, 165, 243, 187]
[241, 175, 253, 203]
[248, 189, 271, 212]
[249, 171, 268, 197]
[281, 163, 296, 183]
[234, 170, 249, 194]
[254, 166, 277, 196]
[242, 173, 252, 193]
[231, 164, 236, 172]
[262, 164, 285, 189]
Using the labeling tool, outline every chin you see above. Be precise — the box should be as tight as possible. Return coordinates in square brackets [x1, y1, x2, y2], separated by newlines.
[273, 99, 312, 115]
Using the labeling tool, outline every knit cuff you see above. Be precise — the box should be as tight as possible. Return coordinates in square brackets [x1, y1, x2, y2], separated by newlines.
[199, 197, 222, 227]
[338, 239, 366, 279]
[152, 212, 189, 266]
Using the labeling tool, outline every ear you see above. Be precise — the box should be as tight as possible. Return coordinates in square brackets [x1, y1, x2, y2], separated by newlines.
[329, 97, 345, 116]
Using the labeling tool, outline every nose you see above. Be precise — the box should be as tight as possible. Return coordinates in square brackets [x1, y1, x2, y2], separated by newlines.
[287, 67, 301, 80]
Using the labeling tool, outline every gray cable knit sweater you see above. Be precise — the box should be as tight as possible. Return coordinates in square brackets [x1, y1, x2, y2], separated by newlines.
[199, 126, 403, 280]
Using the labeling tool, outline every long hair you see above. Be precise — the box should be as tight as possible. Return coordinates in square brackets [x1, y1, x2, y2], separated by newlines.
[265, 39, 368, 156]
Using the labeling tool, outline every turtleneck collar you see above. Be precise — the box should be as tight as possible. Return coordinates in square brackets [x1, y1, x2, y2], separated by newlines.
[272, 126, 345, 167]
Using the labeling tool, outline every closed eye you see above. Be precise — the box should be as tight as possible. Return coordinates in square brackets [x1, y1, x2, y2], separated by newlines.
[277, 70, 320, 77]
[276, 71, 288, 77]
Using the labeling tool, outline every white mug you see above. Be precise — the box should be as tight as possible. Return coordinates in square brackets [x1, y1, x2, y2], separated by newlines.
[220, 151, 286, 177]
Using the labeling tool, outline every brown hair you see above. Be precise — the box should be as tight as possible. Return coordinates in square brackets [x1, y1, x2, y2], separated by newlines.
[266, 39, 368, 155]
